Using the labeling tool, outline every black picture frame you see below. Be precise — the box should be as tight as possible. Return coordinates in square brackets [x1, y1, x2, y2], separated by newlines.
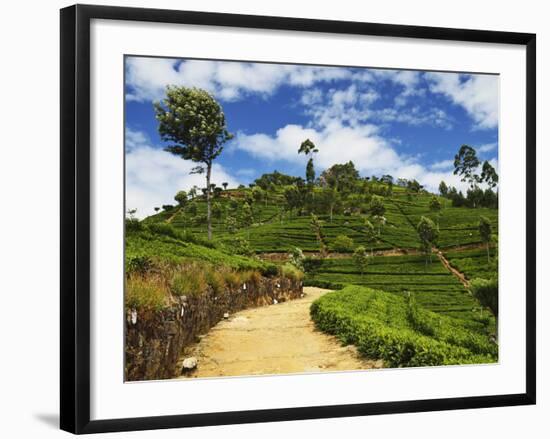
[60, 4, 536, 434]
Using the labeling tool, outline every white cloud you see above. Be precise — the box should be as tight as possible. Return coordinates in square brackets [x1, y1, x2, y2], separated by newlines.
[478, 142, 498, 153]
[125, 129, 240, 218]
[235, 123, 474, 194]
[126, 57, 352, 103]
[371, 70, 424, 107]
[426, 72, 499, 129]
[430, 159, 454, 171]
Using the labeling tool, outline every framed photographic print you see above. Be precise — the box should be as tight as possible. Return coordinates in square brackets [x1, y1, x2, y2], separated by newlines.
[60, 4, 536, 434]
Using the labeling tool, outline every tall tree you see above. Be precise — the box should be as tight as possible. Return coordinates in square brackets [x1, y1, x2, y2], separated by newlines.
[154, 86, 233, 240]
[479, 215, 493, 263]
[481, 161, 499, 189]
[353, 246, 369, 275]
[310, 214, 327, 257]
[453, 145, 481, 188]
[417, 216, 439, 267]
[174, 190, 188, 208]
[439, 181, 448, 197]
[221, 182, 228, 190]
[298, 139, 319, 185]
[364, 219, 377, 257]
[320, 187, 340, 222]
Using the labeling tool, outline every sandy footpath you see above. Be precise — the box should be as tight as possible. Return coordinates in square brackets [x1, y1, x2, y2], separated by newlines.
[178, 287, 382, 379]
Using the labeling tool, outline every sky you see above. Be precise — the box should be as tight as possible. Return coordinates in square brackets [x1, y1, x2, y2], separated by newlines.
[125, 56, 499, 217]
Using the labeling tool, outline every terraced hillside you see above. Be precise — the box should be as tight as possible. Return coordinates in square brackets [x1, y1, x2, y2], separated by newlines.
[145, 186, 498, 254]
[138, 173, 499, 369]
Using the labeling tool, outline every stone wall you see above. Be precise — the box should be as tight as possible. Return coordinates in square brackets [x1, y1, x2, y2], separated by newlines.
[125, 276, 303, 381]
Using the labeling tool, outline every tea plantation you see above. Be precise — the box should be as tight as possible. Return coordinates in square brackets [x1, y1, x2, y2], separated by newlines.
[136, 170, 498, 367]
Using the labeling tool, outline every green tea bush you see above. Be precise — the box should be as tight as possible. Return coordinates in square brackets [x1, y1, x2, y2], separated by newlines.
[331, 234, 355, 252]
[310, 286, 497, 367]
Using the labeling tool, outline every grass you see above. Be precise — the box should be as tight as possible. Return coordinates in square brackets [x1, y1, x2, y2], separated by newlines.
[310, 285, 497, 368]
[124, 222, 303, 310]
[125, 275, 168, 311]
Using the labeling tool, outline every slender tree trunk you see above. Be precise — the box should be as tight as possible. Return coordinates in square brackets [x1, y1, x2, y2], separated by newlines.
[330, 205, 333, 222]
[486, 242, 490, 263]
[206, 162, 212, 240]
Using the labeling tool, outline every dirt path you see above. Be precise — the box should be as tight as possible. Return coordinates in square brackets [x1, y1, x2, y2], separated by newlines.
[177, 287, 382, 379]
[437, 250, 470, 288]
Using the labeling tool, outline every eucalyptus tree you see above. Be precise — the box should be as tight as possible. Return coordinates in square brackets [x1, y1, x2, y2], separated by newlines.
[154, 86, 233, 240]
[353, 246, 369, 275]
[479, 216, 493, 263]
[298, 139, 319, 186]
[453, 145, 481, 189]
[417, 216, 439, 267]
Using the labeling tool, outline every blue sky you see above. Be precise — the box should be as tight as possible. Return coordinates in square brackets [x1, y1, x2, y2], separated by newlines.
[125, 56, 498, 217]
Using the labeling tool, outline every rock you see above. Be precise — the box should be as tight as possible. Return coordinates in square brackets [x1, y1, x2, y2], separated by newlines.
[273, 299, 278, 305]
[182, 357, 198, 371]
[223, 312, 229, 319]
[130, 309, 137, 325]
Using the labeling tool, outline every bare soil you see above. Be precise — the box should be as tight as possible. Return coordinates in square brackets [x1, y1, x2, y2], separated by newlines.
[177, 287, 382, 379]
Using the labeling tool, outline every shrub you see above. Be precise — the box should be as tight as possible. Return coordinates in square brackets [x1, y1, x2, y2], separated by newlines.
[125, 275, 167, 311]
[470, 277, 498, 318]
[331, 234, 355, 252]
[169, 264, 208, 297]
[125, 218, 144, 233]
[126, 255, 154, 275]
[148, 222, 179, 239]
[281, 263, 304, 281]
[222, 236, 254, 256]
[261, 263, 279, 277]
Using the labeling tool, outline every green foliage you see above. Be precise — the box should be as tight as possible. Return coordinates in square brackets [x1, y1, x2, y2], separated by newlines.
[416, 216, 439, 264]
[126, 255, 154, 275]
[310, 286, 497, 367]
[155, 86, 233, 240]
[331, 234, 355, 252]
[125, 218, 144, 233]
[479, 215, 493, 262]
[310, 214, 327, 255]
[481, 161, 499, 188]
[174, 190, 188, 207]
[454, 145, 481, 187]
[369, 195, 386, 217]
[439, 181, 448, 197]
[444, 248, 497, 280]
[281, 262, 304, 281]
[352, 246, 369, 275]
[222, 236, 253, 256]
[470, 277, 498, 318]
